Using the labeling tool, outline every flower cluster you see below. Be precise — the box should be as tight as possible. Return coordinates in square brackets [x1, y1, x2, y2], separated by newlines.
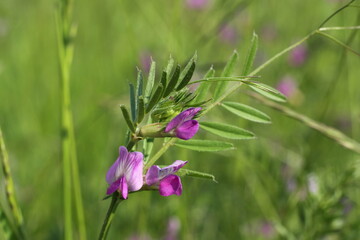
[106, 108, 200, 199]
[106, 146, 188, 199]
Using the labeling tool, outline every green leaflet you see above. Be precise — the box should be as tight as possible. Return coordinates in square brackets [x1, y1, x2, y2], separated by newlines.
[120, 105, 136, 133]
[165, 56, 174, 77]
[129, 83, 136, 121]
[246, 82, 287, 102]
[200, 122, 255, 140]
[144, 60, 156, 104]
[176, 53, 197, 91]
[213, 51, 239, 101]
[175, 139, 234, 152]
[241, 32, 258, 75]
[191, 67, 215, 103]
[221, 102, 271, 124]
[163, 65, 181, 97]
[176, 168, 217, 182]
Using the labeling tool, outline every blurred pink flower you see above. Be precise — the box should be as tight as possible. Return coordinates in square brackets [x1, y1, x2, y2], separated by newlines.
[219, 24, 238, 45]
[276, 76, 297, 98]
[140, 52, 152, 73]
[186, 0, 209, 9]
[260, 221, 275, 239]
[289, 44, 307, 67]
[164, 217, 181, 240]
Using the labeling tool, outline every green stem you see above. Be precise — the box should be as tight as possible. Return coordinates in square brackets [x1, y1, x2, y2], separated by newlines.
[144, 138, 176, 170]
[0, 128, 25, 240]
[250, 93, 360, 154]
[316, 31, 360, 56]
[98, 195, 122, 240]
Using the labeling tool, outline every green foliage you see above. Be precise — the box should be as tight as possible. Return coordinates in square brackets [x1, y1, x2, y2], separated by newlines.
[221, 102, 271, 124]
[200, 121, 255, 140]
[175, 139, 234, 152]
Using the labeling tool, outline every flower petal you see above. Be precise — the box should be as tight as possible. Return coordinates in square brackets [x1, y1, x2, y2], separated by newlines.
[159, 175, 183, 196]
[146, 160, 188, 186]
[175, 120, 199, 140]
[119, 176, 128, 199]
[165, 107, 201, 132]
[145, 165, 161, 185]
[106, 178, 121, 195]
[123, 151, 144, 192]
[106, 146, 129, 184]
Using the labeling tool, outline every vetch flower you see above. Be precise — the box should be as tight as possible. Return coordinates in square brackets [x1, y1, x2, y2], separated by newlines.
[106, 146, 143, 199]
[165, 107, 201, 140]
[145, 160, 188, 196]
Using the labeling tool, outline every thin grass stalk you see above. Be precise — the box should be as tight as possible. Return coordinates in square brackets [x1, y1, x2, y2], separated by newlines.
[0, 128, 25, 239]
[250, 93, 360, 154]
[56, 0, 86, 239]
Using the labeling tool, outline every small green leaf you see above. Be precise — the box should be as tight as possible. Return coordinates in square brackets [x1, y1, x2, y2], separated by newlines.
[120, 105, 136, 133]
[176, 53, 197, 91]
[246, 82, 287, 102]
[222, 102, 271, 124]
[144, 60, 156, 104]
[160, 71, 167, 95]
[175, 139, 234, 152]
[136, 68, 143, 98]
[129, 83, 136, 121]
[136, 96, 145, 123]
[241, 32, 258, 75]
[163, 65, 180, 97]
[166, 56, 174, 77]
[176, 168, 217, 182]
[191, 66, 215, 103]
[145, 84, 163, 113]
[200, 122, 255, 140]
[213, 51, 239, 100]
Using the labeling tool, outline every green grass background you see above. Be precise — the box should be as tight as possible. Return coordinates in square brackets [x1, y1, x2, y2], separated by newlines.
[1, 0, 360, 239]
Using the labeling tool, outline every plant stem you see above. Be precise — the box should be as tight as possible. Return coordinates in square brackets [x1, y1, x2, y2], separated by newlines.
[98, 195, 122, 240]
[0, 128, 25, 239]
[250, 93, 360, 154]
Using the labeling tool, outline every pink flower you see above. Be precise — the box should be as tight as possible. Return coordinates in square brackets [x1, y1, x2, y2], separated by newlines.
[145, 160, 188, 196]
[276, 76, 297, 98]
[186, 0, 209, 9]
[219, 24, 238, 45]
[106, 146, 144, 199]
[289, 44, 307, 67]
[165, 107, 201, 140]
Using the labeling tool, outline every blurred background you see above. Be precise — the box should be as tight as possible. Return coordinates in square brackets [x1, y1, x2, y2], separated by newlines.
[1, 0, 360, 239]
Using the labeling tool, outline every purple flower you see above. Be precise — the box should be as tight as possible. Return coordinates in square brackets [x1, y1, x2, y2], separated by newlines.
[289, 44, 307, 67]
[106, 146, 144, 199]
[276, 76, 297, 98]
[219, 24, 238, 45]
[165, 107, 201, 140]
[186, 0, 209, 9]
[145, 160, 188, 196]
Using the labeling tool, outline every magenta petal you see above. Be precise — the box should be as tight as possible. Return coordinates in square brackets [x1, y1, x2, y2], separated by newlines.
[175, 120, 199, 140]
[165, 107, 201, 132]
[145, 165, 161, 185]
[106, 178, 121, 195]
[119, 176, 128, 199]
[159, 175, 183, 196]
[124, 151, 144, 192]
[106, 146, 128, 184]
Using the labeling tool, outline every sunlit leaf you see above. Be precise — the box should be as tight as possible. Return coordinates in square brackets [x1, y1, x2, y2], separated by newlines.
[222, 102, 271, 124]
[176, 53, 197, 91]
[175, 139, 234, 151]
[200, 122, 255, 140]
[191, 67, 215, 103]
[246, 82, 287, 102]
[176, 168, 217, 182]
[144, 60, 156, 104]
[242, 32, 258, 75]
[213, 51, 239, 100]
